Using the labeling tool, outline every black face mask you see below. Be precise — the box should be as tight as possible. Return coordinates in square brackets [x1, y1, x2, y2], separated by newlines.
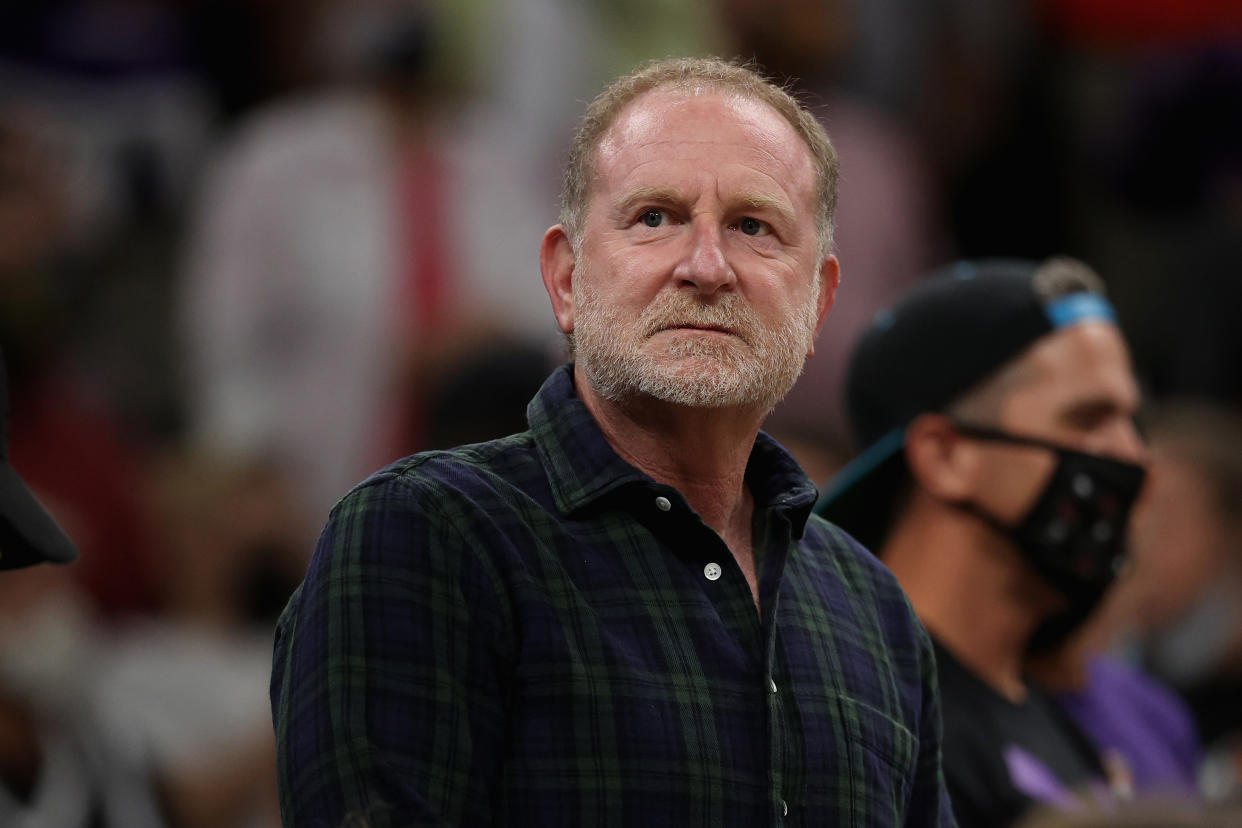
[950, 421, 1147, 652]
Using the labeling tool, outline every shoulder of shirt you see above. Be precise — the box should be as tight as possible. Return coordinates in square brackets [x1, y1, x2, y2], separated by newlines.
[801, 511, 902, 586]
[798, 511, 931, 653]
[329, 431, 541, 512]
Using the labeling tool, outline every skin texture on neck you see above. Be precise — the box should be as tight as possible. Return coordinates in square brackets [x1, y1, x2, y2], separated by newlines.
[882, 490, 1060, 703]
[573, 362, 762, 592]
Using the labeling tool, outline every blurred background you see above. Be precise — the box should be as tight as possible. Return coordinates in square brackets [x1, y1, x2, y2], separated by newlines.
[0, 0, 1240, 825]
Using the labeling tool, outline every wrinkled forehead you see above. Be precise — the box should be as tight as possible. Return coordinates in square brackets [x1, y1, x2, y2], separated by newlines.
[594, 87, 814, 178]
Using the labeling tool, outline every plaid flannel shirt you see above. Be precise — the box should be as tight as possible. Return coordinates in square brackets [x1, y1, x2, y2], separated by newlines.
[272, 365, 955, 827]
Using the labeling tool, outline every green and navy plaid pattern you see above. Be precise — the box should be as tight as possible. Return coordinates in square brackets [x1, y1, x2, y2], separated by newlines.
[272, 365, 955, 827]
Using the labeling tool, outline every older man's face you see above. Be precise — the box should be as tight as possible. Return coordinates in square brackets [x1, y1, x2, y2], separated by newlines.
[566, 89, 835, 412]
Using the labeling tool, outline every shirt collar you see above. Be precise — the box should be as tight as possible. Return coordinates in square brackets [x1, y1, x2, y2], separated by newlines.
[527, 365, 819, 538]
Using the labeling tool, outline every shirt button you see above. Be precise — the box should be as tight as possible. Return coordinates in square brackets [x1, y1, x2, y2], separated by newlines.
[654, 496, 672, 512]
[768, 677, 778, 694]
[703, 562, 722, 581]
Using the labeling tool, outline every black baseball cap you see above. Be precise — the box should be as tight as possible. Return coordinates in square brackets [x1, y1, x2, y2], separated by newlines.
[814, 259, 1119, 550]
[0, 354, 78, 569]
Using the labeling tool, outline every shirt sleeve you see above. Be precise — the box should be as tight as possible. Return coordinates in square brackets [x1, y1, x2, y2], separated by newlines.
[271, 471, 514, 827]
[905, 623, 959, 827]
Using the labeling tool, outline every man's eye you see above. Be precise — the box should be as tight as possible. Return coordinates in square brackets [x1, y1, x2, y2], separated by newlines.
[739, 216, 768, 236]
[640, 209, 666, 228]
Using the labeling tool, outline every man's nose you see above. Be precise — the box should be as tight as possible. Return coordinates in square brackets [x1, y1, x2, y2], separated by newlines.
[672, 219, 736, 295]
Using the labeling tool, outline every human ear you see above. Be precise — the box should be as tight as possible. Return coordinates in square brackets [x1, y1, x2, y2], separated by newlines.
[540, 225, 576, 335]
[806, 254, 840, 357]
[903, 413, 979, 501]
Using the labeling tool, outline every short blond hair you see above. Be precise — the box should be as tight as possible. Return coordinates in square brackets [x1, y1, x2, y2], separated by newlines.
[559, 56, 840, 258]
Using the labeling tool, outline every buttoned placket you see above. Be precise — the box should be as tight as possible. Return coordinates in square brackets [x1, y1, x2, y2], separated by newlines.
[647, 487, 762, 645]
[757, 508, 795, 826]
[646, 484, 797, 825]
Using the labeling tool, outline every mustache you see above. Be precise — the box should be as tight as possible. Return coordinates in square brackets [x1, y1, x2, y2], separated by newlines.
[641, 294, 758, 345]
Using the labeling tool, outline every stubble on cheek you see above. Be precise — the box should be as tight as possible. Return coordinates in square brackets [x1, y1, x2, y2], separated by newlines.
[572, 273, 819, 411]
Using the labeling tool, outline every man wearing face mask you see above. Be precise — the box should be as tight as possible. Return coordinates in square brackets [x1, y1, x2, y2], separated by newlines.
[816, 258, 1150, 827]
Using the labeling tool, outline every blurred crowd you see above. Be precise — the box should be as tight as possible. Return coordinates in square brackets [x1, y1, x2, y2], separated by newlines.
[0, 0, 1240, 825]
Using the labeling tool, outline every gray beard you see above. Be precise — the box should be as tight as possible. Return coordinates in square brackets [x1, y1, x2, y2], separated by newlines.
[572, 277, 819, 413]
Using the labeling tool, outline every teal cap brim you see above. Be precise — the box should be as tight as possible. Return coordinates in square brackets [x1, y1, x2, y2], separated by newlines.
[814, 428, 908, 553]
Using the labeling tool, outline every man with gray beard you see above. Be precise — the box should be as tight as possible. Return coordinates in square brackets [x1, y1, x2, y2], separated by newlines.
[272, 57, 955, 827]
